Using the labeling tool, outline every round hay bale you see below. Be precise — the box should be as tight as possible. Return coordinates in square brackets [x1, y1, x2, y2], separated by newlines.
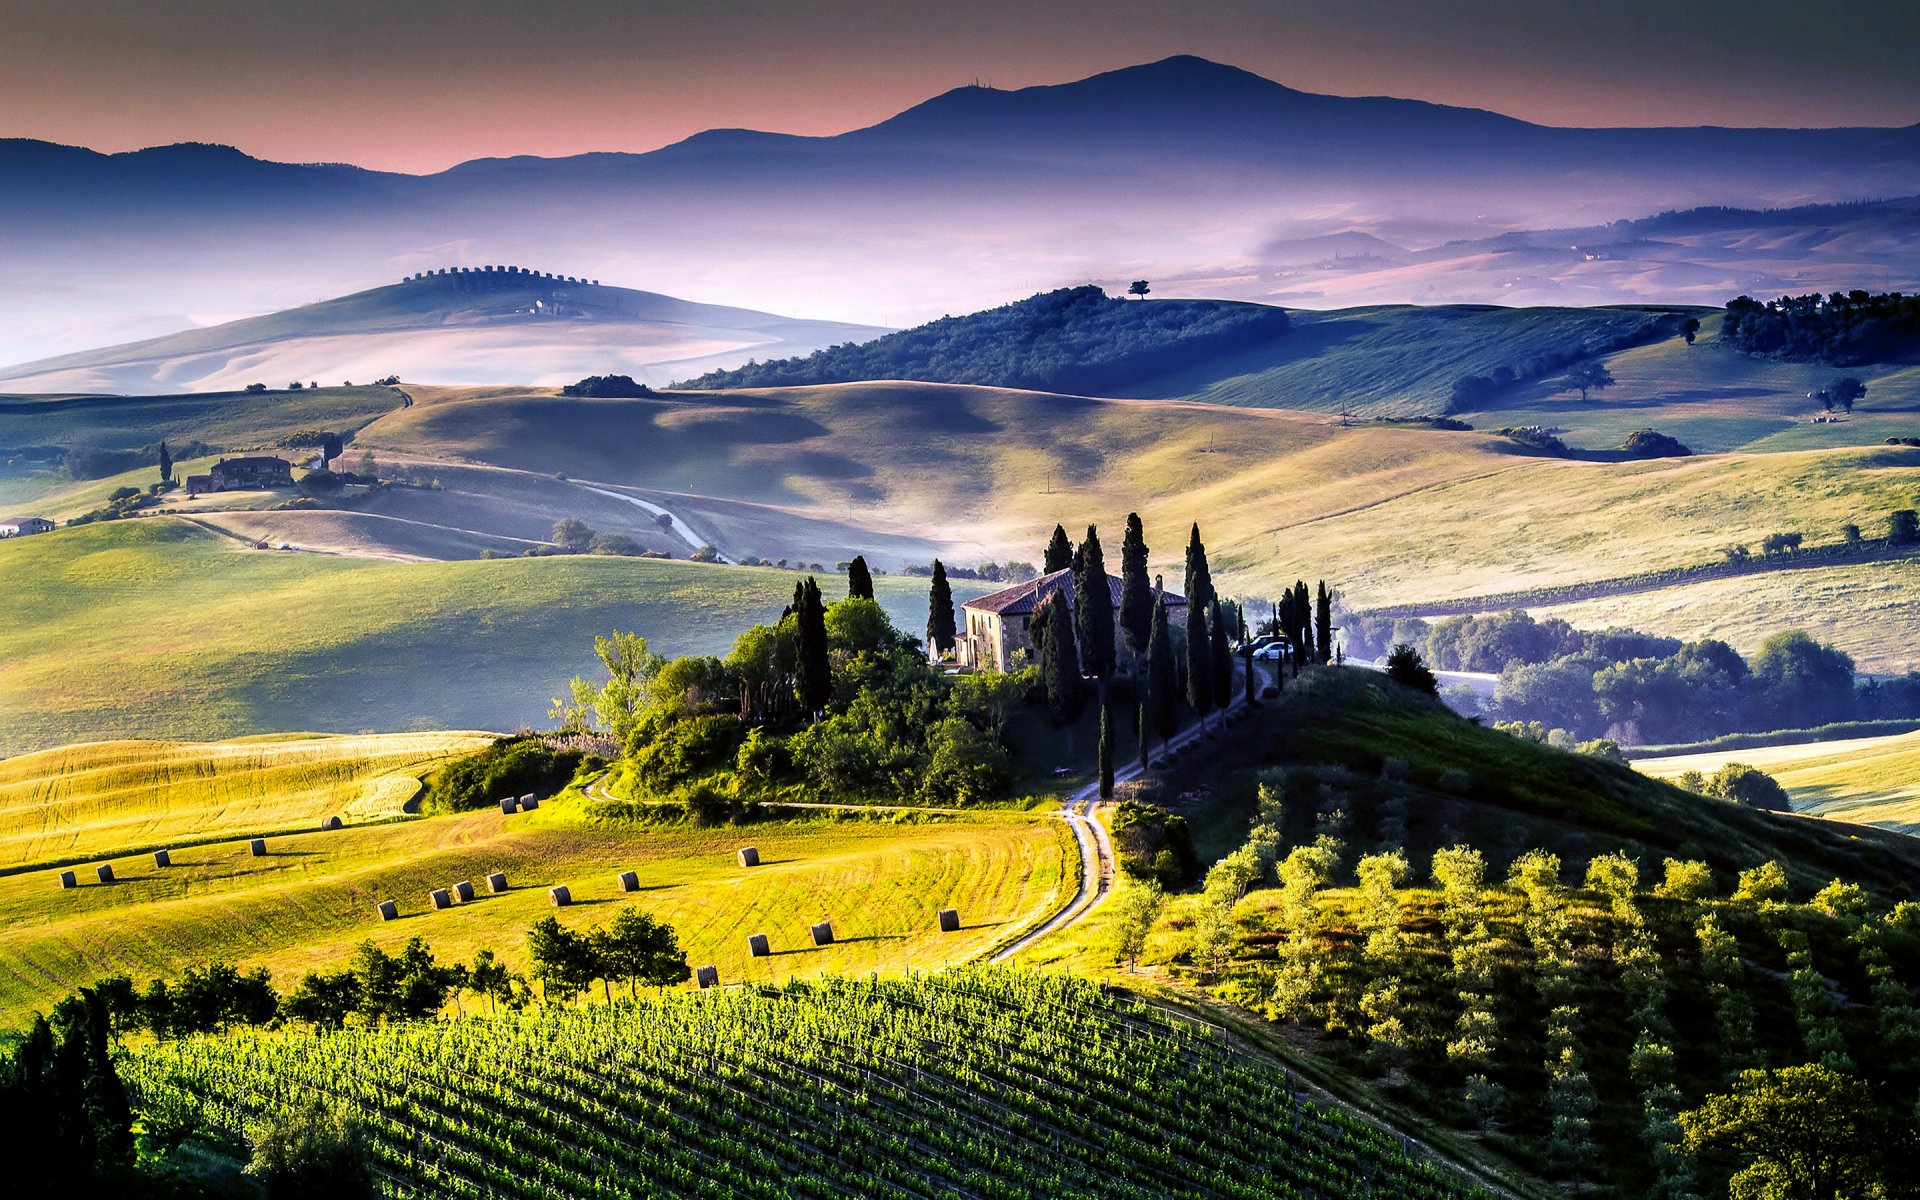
[57, 869, 77, 889]
[454, 880, 475, 902]
[430, 887, 452, 910]
[519, 794, 534, 804]
[549, 885, 571, 907]
[95, 864, 115, 883]
[499, 797, 518, 815]
[616, 870, 639, 892]
[322, 815, 344, 831]
[249, 838, 267, 857]
[747, 933, 770, 957]
[937, 908, 961, 932]
[695, 965, 719, 989]
[153, 849, 172, 868]
[486, 871, 508, 893]
[520, 796, 540, 811]
[810, 921, 835, 946]
[376, 900, 399, 921]
[737, 846, 760, 867]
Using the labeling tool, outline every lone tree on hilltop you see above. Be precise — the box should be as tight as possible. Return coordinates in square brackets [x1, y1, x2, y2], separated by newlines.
[1128, 280, 1151, 300]
[1565, 361, 1616, 402]
[1831, 376, 1867, 414]
[1074, 525, 1115, 679]
[846, 555, 874, 600]
[1044, 524, 1073, 573]
[926, 560, 957, 661]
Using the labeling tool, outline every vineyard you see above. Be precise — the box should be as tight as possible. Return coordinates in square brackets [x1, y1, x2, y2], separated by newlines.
[127, 966, 1488, 1200]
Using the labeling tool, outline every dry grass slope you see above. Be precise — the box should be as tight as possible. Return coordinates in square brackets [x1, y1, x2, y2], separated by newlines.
[1637, 731, 1920, 834]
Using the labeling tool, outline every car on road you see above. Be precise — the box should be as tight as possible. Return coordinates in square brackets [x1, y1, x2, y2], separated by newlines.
[1253, 641, 1292, 661]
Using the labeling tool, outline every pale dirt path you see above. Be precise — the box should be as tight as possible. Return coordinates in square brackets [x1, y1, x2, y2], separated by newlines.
[571, 482, 736, 563]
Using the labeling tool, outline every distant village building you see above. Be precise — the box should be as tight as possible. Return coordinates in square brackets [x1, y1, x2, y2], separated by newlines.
[185, 456, 295, 496]
[958, 568, 1186, 672]
[0, 515, 54, 538]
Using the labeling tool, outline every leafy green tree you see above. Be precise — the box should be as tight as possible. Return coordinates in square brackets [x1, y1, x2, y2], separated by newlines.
[796, 577, 831, 714]
[1678, 1065, 1911, 1200]
[1110, 878, 1164, 970]
[846, 555, 874, 600]
[1117, 513, 1153, 661]
[926, 560, 956, 661]
[1074, 525, 1115, 679]
[1565, 360, 1616, 401]
[1384, 643, 1437, 694]
[590, 908, 691, 999]
[1037, 592, 1083, 723]
[282, 969, 359, 1028]
[1681, 317, 1700, 345]
[246, 1100, 376, 1200]
[1894, 509, 1920, 545]
[1147, 598, 1179, 746]
[527, 917, 597, 1004]
[1044, 524, 1073, 573]
[551, 516, 594, 552]
[549, 631, 666, 743]
[1705, 762, 1792, 812]
[1127, 280, 1151, 300]
[467, 949, 517, 1014]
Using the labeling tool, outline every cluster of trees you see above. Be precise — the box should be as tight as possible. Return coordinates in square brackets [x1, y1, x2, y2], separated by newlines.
[540, 516, 673, 559]
[675, 285, 1292, 395]
[561, 374, 654, 398]
[421, 734, 589, 814]
[1622, 428, 1691, 458]
[1351, 609, 1900, 744]
[54, 439, 217, 482]
[1723, 290, 1920, 365]
[900, 560, 1038, 583]
[560, 581, 1026, 810]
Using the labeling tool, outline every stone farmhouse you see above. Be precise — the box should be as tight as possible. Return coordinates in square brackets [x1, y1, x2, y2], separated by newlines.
[185, 456, 295, 496]
[958, 567, 1186, 672]
[0, 515, 54, 537]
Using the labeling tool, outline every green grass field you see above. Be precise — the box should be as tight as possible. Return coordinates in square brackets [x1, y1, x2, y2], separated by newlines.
[0, 519, 990, 755]
[1636, 731, 1920, 834]
[0, 732, 494, 870]
[0, 735, 1072, 1024]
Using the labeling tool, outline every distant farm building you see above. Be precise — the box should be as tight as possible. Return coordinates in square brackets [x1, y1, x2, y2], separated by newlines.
[957, 568, 1186, 672]
[0, 516, 54, 537]
[185, 456, 295, 496]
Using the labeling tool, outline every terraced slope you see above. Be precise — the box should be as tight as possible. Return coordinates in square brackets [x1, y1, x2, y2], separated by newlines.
[128, 967, 1489, 1200]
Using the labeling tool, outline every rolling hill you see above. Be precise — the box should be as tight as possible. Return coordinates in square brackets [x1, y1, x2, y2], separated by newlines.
[0, 519, 993, 756]
[1637, 730, 1920, 834]
[7, 56, 1920, 368]
[0, 270, 887, 394]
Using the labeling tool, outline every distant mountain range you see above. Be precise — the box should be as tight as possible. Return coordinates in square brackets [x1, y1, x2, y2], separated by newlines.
[3, 55, 1917, 363]
[0, 269, 887, 394]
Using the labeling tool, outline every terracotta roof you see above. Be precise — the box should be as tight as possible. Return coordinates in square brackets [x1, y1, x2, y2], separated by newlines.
[963, 567, 1186, 617]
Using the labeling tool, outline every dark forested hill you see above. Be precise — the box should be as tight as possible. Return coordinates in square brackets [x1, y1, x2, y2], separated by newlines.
[675, 285, 1291, 394]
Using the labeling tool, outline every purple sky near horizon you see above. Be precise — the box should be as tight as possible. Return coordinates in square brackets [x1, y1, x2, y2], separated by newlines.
[4, 0, 1919, 172]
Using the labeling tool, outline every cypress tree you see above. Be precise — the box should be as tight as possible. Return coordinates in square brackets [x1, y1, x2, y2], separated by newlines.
[1044, 524, 1073, 573]
[847, 555, 874, 600]
[1186, 595, 1213, 727]
[1315, 581, 1333, 664]
[1183, 524, 1214, 612]
[796, 578, 831, 714]
[1294, 579, 1310, 678]
[1209, 600, 1233, 721]
[1137, 701, 1149, 769]
[926, 560, 956, 660]
[1098, 699, 1114, 800]
[1038, 592, 1083, 722]
[1147, 598, 1179, 745]
[1118, 513, 1152, 660]
[1242, 634, 1256, 705]
[158, 440, 172, 484]
[1074, 524, 1115, 679]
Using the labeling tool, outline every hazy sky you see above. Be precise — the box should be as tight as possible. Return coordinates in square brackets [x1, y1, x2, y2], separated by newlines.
[6, 0, 1919, 172]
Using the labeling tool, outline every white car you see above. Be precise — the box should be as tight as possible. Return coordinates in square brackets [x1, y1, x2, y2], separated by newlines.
[1252, 642, 1292, 661]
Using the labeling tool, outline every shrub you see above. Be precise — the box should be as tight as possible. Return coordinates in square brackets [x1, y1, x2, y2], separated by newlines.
[1623, 428, 1692, 458]
[421, 737, 584, 814]
[1384, 643, 1437, 694]
[246, 1100, 376, 1200]
[629, 715, 746, 791]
